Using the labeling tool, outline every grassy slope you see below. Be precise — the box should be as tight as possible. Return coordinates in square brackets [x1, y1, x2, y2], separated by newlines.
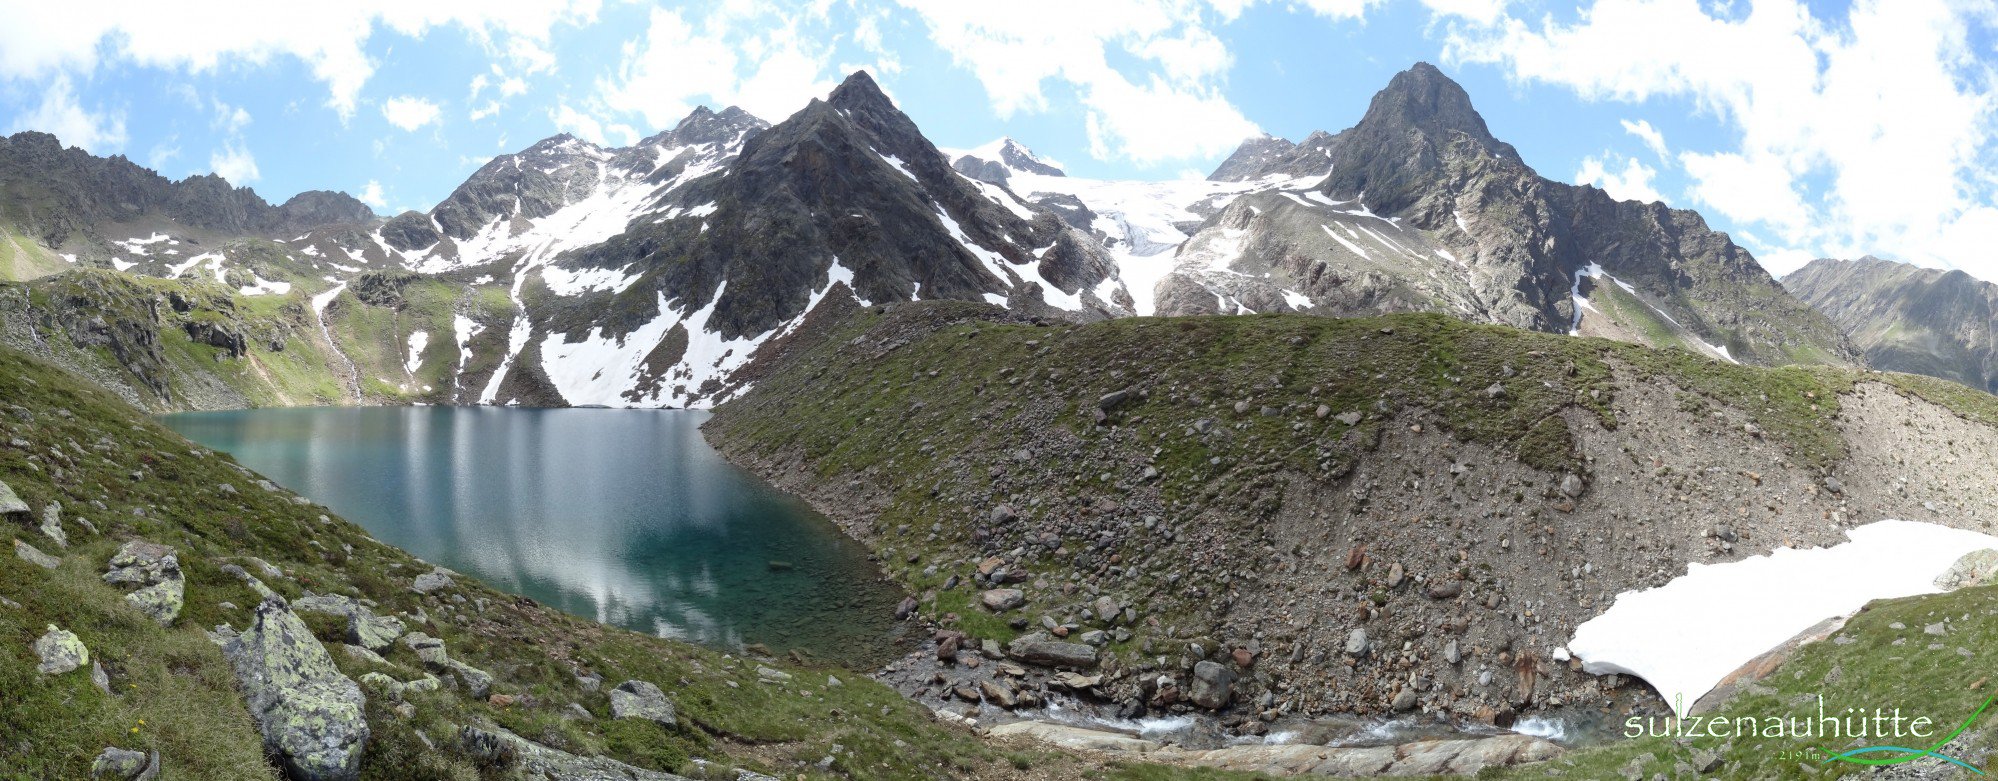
[0, 343, 1102, 781]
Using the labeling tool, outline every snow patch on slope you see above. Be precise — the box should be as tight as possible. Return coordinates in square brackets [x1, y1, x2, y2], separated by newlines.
[1569, 520, 1998, 718]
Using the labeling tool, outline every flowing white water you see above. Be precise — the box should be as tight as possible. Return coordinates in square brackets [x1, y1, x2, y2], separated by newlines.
[311, 283, 361, 401]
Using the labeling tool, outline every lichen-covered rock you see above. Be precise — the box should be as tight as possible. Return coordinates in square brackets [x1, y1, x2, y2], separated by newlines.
[609, 680, 678, 726]
[402, 632, 449, 668]
[221, 600, 369, 781]
[102, 541, 183, 626]
[346, 610, 404, 652]
[89, 747, 158, 780]
[1190, 660, 1236, 709]
[39, 503, 66, 547]
[33, 624, 87, 674]
[446, 660, 493, 699]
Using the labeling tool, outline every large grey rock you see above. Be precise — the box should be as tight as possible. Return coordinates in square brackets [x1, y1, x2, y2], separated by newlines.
[411, 568, 453, 594]
[402, 632, 449, 668]
[222, 600, 369, 781]
[980, 588, 1026, 612]
[446, 660, 494, 699]
[33, 624, 88, 674]
[103, 541, 183, 626]
[89, 747, 158, 780]
[14, 538, 59, 569]
[609, 680, 678, 726]
[1007, 633, 1098, 669]
[0, 479, 27, 517]
[1190, 660, 1236, 709]
[346, 610, 405, 652]
[1937, 549, 1998, 591]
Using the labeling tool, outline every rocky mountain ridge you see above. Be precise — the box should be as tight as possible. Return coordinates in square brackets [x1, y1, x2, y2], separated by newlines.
[1784, 256, 1998, 393]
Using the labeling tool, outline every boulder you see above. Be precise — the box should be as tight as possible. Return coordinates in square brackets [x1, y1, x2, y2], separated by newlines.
[411, 568, 453, 594]
[1007, 633, 1098, 669]
[609, 680, 678, 726]
[1937, 549, 1998, 591]
[89, 747, 158, 780]
[33, 625, 88, 674]
[446, 660, 494, 699]
[402, 632, 450, 668]
[980, 588, 1026, 611]
[222, 600, 369, 781]
[1190, 660, 1236, 709]
[102, 541, 184, 626]
[346, 610, 405, 652]
[39, 503, 66, 547]
[0, 479, 27, 517]
[14, 538, 59, 569]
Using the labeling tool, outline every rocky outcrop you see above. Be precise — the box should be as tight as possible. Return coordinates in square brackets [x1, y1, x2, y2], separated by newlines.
[221, 599, 369, 781]
[103, 540, 184, 626]
[987, 721, 1561, 776]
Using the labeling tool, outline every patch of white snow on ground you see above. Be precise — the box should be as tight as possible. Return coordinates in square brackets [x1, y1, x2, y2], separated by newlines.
[1321, 225, 1371, 260]
[1281, 289, 1312, 310]
[404, 331, 429, 375]
[111, 258, 135, 271]
[59, 253, 76, 264]
[238, 275, 292, 296]
[1568, 519, 1998, 718]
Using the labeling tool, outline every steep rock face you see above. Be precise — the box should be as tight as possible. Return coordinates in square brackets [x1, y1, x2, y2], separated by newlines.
[1160, 63, 1852, 367]
[1785, 257, 1998, 392]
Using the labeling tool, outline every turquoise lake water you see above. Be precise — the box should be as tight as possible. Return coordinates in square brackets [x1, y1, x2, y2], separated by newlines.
[161, 407, 910, 669]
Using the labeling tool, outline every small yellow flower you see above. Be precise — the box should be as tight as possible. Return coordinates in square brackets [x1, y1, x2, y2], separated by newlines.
[136, 720, 145, 726]
[129, 727, 138, 734]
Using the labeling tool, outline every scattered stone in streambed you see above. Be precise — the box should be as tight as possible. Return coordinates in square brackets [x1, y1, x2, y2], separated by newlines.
[222, 599, 369, 781]
[33, 624, 88, 675]
[980, 588, 1025, 611]
[609, 680, 678, 726]
[1007, 632, 1098, 669]
[102, 540, 184, 626]
[1190, 660, 1235, 708]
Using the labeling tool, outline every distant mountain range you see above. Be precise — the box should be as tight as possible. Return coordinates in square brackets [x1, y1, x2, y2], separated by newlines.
[36, 61, 1998, 413]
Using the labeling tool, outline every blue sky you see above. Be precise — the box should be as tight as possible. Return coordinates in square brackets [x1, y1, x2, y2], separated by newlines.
[4, 1, 1997, 279]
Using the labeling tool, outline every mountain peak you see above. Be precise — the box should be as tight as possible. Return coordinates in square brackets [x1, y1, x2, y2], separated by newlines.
[1357, 62, 1511, 156]
[828, 70, 892, 111]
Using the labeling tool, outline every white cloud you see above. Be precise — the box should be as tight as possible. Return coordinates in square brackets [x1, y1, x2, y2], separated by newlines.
[600, 6, 835, 130]
[381, 96, 442, 131]
[551, 103, 608, 145]
[0, 2, 599, 118]
[1446, 0, 1998, 278]
[209, 142, 260, 184]
[9, 73, 127, 153]
[498, 76, 528, 97]
[1417, 0, 1510, 23]
[1621, 118, 1667, 158]
[145, 138, 181, 172]
[894, 0, 1262, 165]
[357, 180, 387, 209]
[1576, 152, 1664, 204]
[468, 73, 491, 100]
